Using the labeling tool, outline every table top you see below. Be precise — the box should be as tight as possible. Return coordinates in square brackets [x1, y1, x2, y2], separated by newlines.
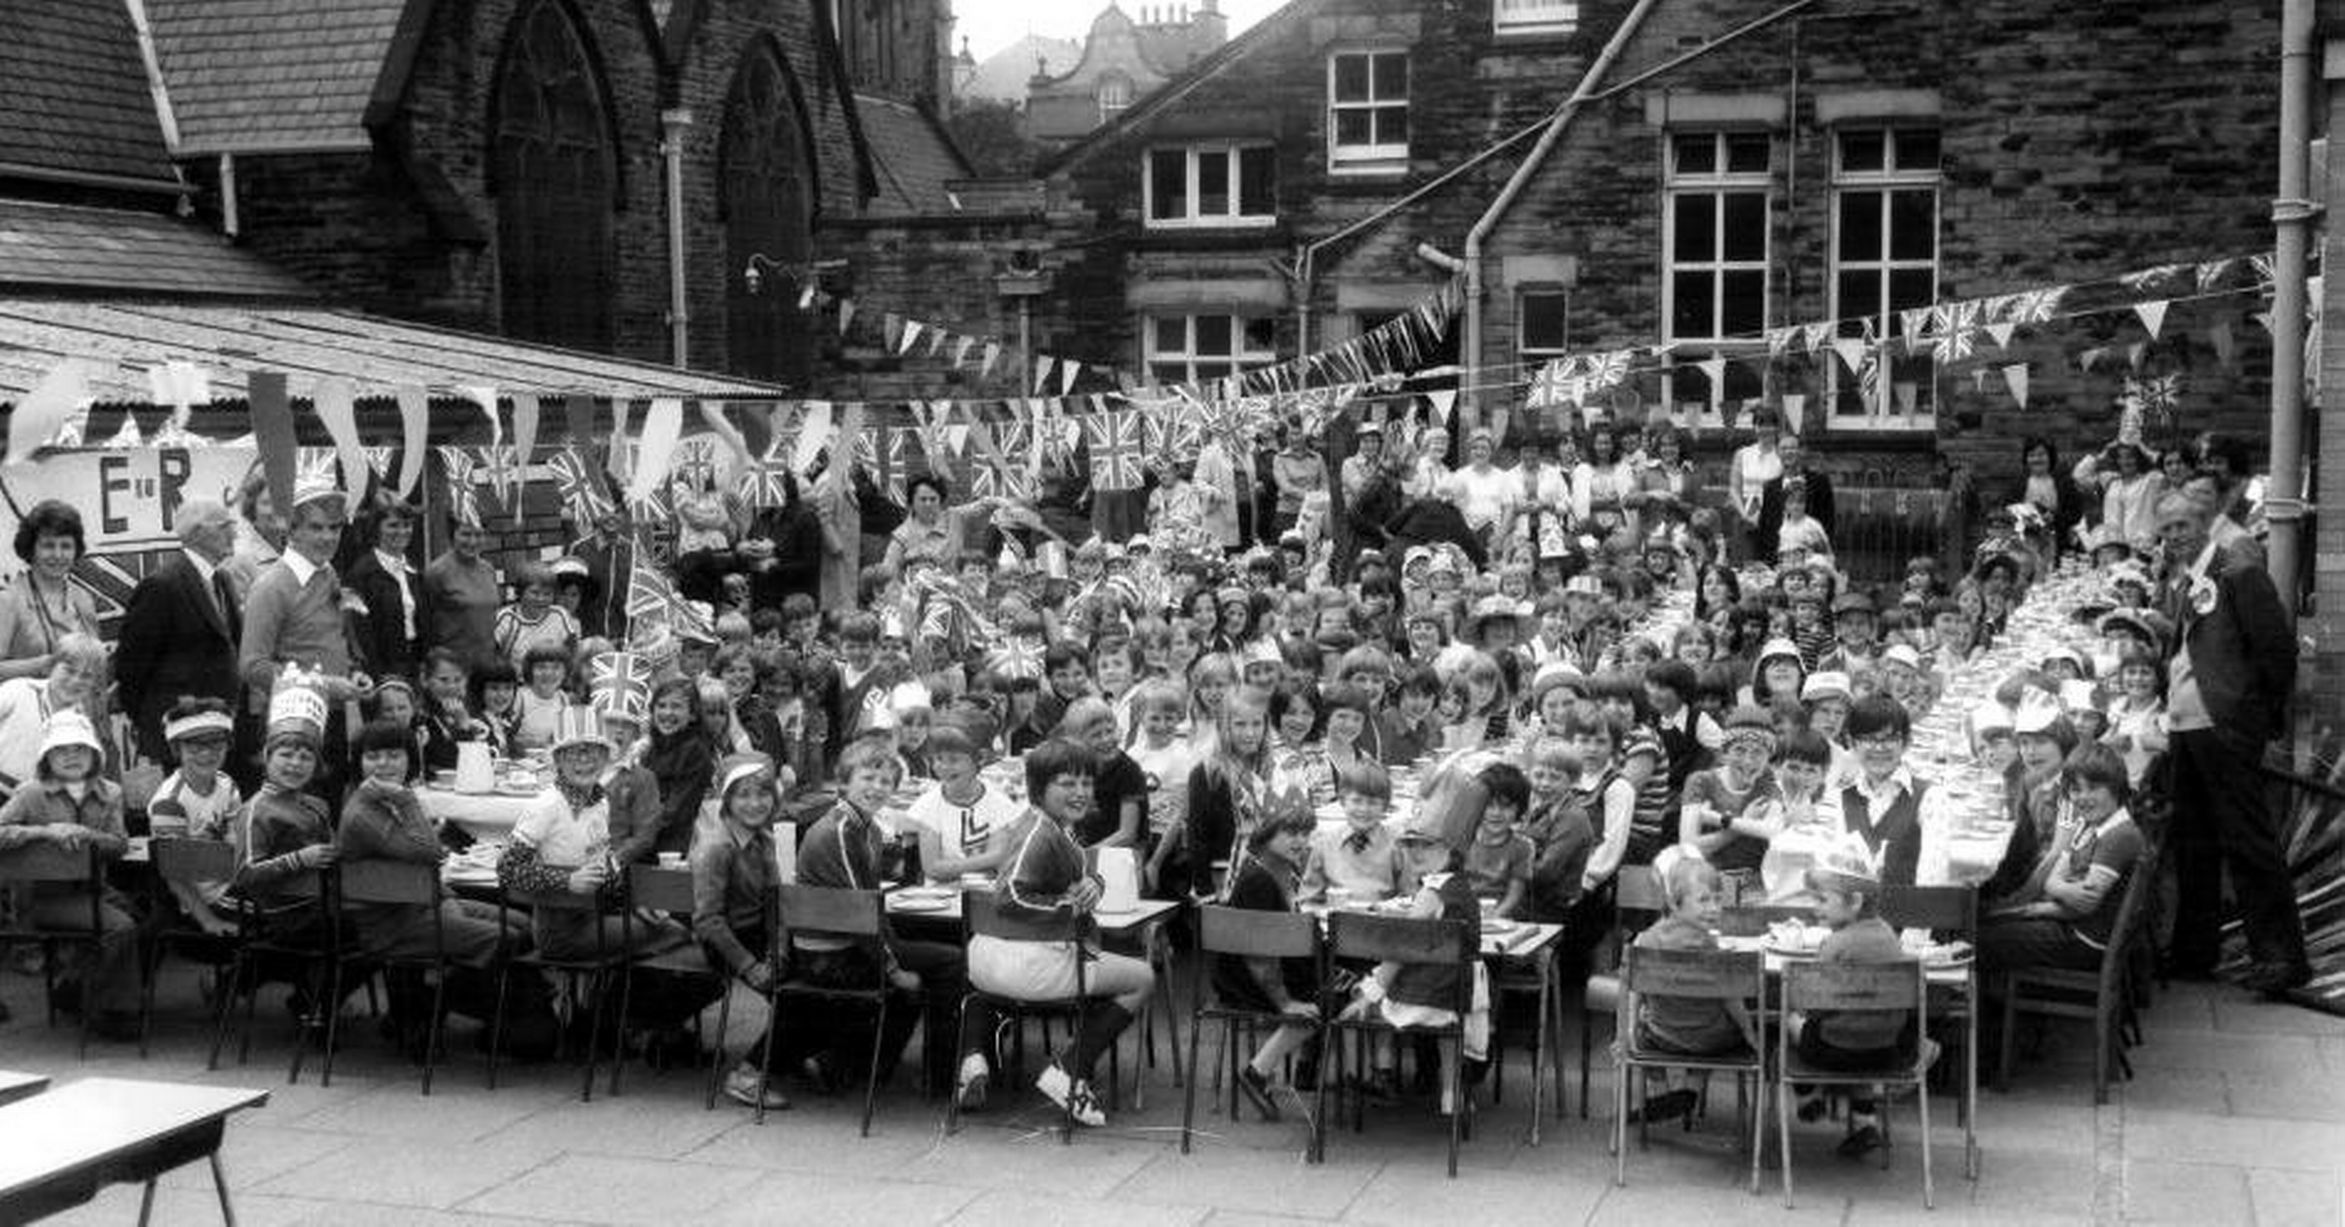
[0, 1071, 47, 1108]
[886, 888, 1182, 934]
[1715, 934, 1974, 985]
[0, 1078, 267, 1199]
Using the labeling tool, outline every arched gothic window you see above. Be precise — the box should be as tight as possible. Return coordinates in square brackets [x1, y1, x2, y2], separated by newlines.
[723, 46, 815, 383]
[494, 0, 615, 351]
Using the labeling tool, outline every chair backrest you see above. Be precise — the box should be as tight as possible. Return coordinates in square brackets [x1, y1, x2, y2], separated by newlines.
[337, 858, 441, 906]
[778, 884, 883, 938]
[627, 863, 696, 913]
[1716, 903, 1815, 937]
[0, 842, 98, 883]
[149, 836, 238, 886]
[1881, 884, 1977, 939]
[1623, 943, 1764, 1001]
[1326, 911, 1474, 966]
[1781, 959, 1925, 1015]
[2095, 835, 2166, 982]
[1614, 865, 1664, 913]
[1198, 904, 1321, 961]
[964, 891, 1091, 943]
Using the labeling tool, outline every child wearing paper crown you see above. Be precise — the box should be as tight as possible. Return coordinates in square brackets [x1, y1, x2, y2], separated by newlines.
[1790, 839, 1934, 1159]
[0, 710, 138, 1039]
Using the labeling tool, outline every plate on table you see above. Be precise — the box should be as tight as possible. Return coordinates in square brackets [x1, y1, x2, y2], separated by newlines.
[893, 897, 954, 913]
[496, 782, 544, 797]
[1481, 918, 1523, 938]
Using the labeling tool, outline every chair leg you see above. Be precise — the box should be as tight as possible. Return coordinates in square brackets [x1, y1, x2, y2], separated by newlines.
[1778, 1068, 1796, 1209]
[419, 971, 448, 1096]
[317, 962, 347, 1089]
[580, 971, 606, 1104]
[237, 958, 261, 1067]
[1918, 1076, 1934, 1210]
[861, 995, 887, 1138]
[2093, 998, 2112, 1106]
[1578, 1010, 1595, 1119]
[136, 1176, 158, 1227]
[611, 964, 637, 1099]
[1997, 986, 2018, 1092]
[1444, 1035, 1462, 1179]
[1748, 1072, 1764, 1195]
[487, 966, 511, 1092]
[206, 952, 243, 1071]
[1181, 1008, 1205, 1154]
[136, 937, 159, 1060]
[752, 991, 779, 1127]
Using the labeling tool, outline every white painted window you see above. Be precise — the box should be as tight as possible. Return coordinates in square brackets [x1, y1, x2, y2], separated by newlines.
[1328, 51, 1409, 169]
[1144, 145, 1277, 227]
[1143, 314, 1279, 385]
[1829, 126, 1940, 428]
[1663, 131, 1772, 424]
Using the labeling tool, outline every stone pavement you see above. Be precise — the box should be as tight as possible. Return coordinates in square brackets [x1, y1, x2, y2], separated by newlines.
[4, 970, 2342, 1226]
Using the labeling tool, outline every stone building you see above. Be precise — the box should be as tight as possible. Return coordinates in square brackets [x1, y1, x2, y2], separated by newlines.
[1025, 3, 1230, 148]
[1031, 0, 2283, 557]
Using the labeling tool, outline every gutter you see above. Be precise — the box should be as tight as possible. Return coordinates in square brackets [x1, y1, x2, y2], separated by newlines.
[1460, 0, 1821, 416]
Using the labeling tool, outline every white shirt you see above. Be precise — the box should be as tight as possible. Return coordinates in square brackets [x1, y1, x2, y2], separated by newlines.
[280, 548, 323, 589]
[514, 791, 612, 866]
[2165, 538, 2220, 732]
[376, 548, 418, 640]
[904, 781, 1024, 859]
[1441, 464, 1518, 532]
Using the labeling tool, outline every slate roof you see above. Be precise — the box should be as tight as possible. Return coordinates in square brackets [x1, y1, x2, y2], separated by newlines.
[958, 34, 1086, 103]
[0, 200, 311, 298]
[144, 0, 410, 155]
[0, 0, 179, 186]
[0, 299, 791, 405]
[856, 94, 973, 216]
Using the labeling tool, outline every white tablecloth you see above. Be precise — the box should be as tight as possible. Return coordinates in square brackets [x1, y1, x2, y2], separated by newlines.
[416, 785, 545, 840]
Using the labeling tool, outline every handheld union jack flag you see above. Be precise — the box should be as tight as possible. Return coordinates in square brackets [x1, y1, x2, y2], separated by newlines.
[1083, 408, 1145, 491]
[585, 650, 653, 726]
[733, 439, 796, 509]
[547, 446, 614, 525]
[854, 426, 913, 505]
[966, 421, 1030, 500]
[623, 556, 712, 644]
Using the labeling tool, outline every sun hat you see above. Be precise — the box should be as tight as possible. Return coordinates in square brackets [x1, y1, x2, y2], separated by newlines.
[1801, 671, 1852, 703]
[38, 710, 104, 762]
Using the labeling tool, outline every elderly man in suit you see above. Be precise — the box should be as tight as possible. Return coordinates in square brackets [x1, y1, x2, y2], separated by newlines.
[2156, 490, 2308, 994]
[115, 498, 241, 764]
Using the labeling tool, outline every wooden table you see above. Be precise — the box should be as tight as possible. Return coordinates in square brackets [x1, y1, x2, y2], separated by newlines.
[0, 1077, 268, 1225]
[0, 1070, 48, 1108]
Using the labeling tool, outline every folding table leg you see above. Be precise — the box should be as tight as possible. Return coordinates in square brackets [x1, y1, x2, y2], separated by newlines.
[137, 1178, 158, 1227]
[212, 1150, 239, 1226]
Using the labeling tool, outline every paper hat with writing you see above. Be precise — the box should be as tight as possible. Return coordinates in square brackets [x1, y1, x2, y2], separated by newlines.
[2011, 686, 2067, 735]
[266, 673, 330, 745]
[1968, 698, 2016, 737]
[163, 707, 235, 743]
[38, 710, 104, 762]
[1801, 671, 1853, 703]
[550, 705, 610, 755]
[586, 651, 654, 727]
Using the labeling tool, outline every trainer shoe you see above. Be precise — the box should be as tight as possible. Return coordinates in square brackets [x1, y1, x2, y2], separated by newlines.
[1036, 1063, 1105, 1127]
[956, 1053, 991, 1112]
[722, 1065, 792, 1112]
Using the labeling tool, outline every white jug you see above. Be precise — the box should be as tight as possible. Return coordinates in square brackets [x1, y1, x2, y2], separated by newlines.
[1095, 845, 1140, 914]
[453, 741, 495, 794]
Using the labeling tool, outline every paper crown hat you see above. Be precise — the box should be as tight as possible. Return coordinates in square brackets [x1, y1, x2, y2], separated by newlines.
[586, 651, 653, 726]
[266, 675, 329, 744]
[2011, 685, 2066, 735]
[550, 705, 609, 754]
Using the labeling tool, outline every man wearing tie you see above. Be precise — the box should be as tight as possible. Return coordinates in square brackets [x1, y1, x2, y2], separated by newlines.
[115, 499, 242, 765]
[2155, 491, 2307, 994]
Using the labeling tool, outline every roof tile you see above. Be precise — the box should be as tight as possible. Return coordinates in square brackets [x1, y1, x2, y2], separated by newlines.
[146, 0, 408, 154]
[0, 0, 178, 184]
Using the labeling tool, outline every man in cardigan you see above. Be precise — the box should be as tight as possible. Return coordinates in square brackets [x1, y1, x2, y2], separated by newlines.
[2156, 491, 2307, 994]
[238, 478, 366, 786]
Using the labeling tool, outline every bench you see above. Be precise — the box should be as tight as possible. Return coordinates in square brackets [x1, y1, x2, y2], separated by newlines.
[0, 1077, 267, 1224]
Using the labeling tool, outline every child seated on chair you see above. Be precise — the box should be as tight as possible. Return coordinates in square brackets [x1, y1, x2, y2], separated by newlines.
[1340, 820, 1486, 1113]
[148, 697, 244, 936]
[1626, 849, 1760, 1125]
[1215, 809, 1323, 1119]
[0, 711, 137, 1041]
[1790, 839, 1933, 1159]
[1298, 758, 1403, 903]
[1520, 737, 1592, 924]
[1461, 762, 1534, 919]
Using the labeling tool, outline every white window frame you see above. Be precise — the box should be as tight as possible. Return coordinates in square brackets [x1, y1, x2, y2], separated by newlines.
[1097, 73, 1133, 121]
[1142, 144, 1277, 229]
[1662, 130, 1773, 425]
[1142, 313, 1279, 386]
[1493, 0, 1579, 36]
[1828, 126, 1941, 431]
[1516, 287, 1570, 363]
[1326, 50, 1409, 172]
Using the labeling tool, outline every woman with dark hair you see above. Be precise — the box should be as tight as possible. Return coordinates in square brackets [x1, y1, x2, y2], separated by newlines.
[640, 676, 715, 855]
[421, 515, 502, 671]
[1571, 423, 1640, 542]
[2009, 435, 2085, 556]
[882, 474, 1009, 575]
[1727, 415, 1782, 560]
[345, 497, 422, 684]
[0, 500, 101, 681]
[1630, 426, 1699, 530]
[746, 472, 825, 606]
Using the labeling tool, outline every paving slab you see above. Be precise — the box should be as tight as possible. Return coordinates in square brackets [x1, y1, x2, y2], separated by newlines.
[254, 1133, 559, 1211]
[2247, 1166, 2345, 1227]
[457, 1153, 768, 1224]
[2120, 1158, 2256, 1224]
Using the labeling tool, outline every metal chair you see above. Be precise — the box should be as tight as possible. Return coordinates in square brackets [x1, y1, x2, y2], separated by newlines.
[1996, 836, 2165, 1104]
[492, 882, 631, 1100]
[1180, 904, 1326, 1159]
[772, 884, 906, 1136]
[947, 893, 1100, 1143]
[208, 865, 344, 1081]
[1884, 882, 1981, 1176]
[1318, 911, 1477, 1177]
[138, 837, 244, 1058]
[0, 842, 106, 1058]
[336, 859, 462, 1095]
[1579, 865, 1665, 1116]
[698, 880, 783, 1115]
[1608, 944, 1767, 1191]
[1775, 959, 1936, 1209]
[617, 863, 722, 1096]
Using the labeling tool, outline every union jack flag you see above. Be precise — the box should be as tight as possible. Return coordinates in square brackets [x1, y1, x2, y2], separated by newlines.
[585, 650, 653, 725]
[985, 635, 1046, 682]
[671, 434, 721, 492]
[624, 556, 711, 643]
[439, 446, 483, 528]
[547, 446, 613, 525]
[1083, 408, 1146, 491]
[968, 421, 1030, 499]
[1583, 349, 1632, 393]
[854, 426, 913, 505]
[733, 440, 796, 509]
[1526, 358, 1577, 409]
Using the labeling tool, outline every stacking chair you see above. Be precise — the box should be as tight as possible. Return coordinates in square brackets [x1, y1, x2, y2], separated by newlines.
[1997, 837, 2165, 1103]
[1181, 904, 1326, 1159]
[1318, 911, 1477, 1177]
[618, 863, 722, 1095]
[336, 859, 463, 1095]
[946, 894, 1102, 1143]
[139, 837, 245, 1058]
[700, 886, 783, 1115]
[772, 884, 906, 1136]
[1776, 960, 1936, 1209]
[1609, 944, 1767, 1191]
[1715, 902, 1816, 937]
[1579, 865, 1664, 1116]
[1883, 883, 1981, 1175]
[492, 884, 631, 1100]
[0, 843, 106, 1057]
[209, 866, 344, 1079]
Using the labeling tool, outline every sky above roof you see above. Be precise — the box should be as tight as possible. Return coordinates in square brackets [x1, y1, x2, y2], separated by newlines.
[956, 0, 1278, 62]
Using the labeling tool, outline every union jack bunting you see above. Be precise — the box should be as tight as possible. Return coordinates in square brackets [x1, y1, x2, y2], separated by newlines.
[627, 481, 672, 528]
[966, 421, 1030, 499]
[547, 446, 614, 524]
[475, 444, 517, 510]
[671, 434, 720, 491]
[1583, 349, 1632, 393]
[1525, 358, 1576, 409]
[439, 446, 483, 528]
[1083, 408, 1146, 490]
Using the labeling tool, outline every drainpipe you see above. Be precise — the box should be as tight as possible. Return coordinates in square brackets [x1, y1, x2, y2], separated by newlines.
[2267, 0, 2314, 611]
[219, 153, 239, 239]
[661, 108, 694, 369]
[1460, 0, 1662, 423]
